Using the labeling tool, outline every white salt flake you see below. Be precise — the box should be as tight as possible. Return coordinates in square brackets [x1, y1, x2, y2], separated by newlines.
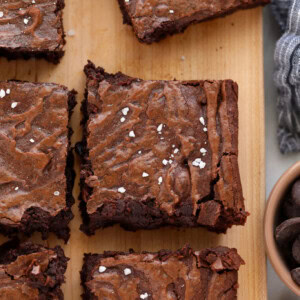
[129, 130, 135, 138]
[199, 161, 206, 169]
[160, 137, 164, 140]
[125, 0, 129, 2]
[54, 191, 60, 196]
[6, 89, 10, 94]
[174, 148, 179, 154]
[99, 266, 106, 273]
[31, 265, 40, 275]
[192, 158, 201, 167]
[122, 107, 129, 115]
[157, 124, 163, 132]
[0, 12, 3, 18]
[162, 159, 168, 166]
[67, 29, 75, 36]
[118, 187, 126, 193]
[172, 145, 176, 148]
[169, 160, 173, 164]
[11, 102, 18, 109]
[203, 127, 208, 132]
[32, 0, 36, 3]
[158, 176, 163, 185]
[142, 172, 149, 178]
[29, 138, 35, 143]
[0, 89, 5, 98]
[171, 154, 174, 158]
[15, 187, 19, 191]
[169, 9, 174, 13]
[200, 148, 207, 154]
[138, 150, 142, 154]
[199, 117, 205, 125]
[24, 18, 29, 24]
[140, 293, 149, 299]
[120, 117, 126, 123]
[124, 268, 131, 275]
[192, 158, 206, 169]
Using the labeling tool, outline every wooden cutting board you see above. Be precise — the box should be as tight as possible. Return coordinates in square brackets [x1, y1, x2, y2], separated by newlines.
[0, 1, 267, 299]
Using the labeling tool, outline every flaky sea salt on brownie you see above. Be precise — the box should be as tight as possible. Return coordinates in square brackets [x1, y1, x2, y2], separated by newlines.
[0, 0, 66, 63]
[117, 0, 270, 43]
[0, 81, 76, 242]
[81, 245, 244, 299]
[0, 240, 68, 300]
[78, 61, 248, 235]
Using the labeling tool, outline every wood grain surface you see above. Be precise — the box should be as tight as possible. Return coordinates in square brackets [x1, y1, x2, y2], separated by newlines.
[0, 1, 267, 299]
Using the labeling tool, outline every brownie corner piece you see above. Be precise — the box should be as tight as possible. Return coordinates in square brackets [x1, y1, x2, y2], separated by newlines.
[117, 0, 270, 43]
[0, 240, 68, 299]
[81, 245, 245, 299]
[78, 61, 247, 235]
[0, 81, 77, 242]
[0, 0, 66, 63]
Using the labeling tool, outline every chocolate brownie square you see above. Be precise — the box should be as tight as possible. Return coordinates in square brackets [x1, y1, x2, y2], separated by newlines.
[117, 0, 270, 43]
[77, 61, 248, 235]
[0, 0, 66, 63]
[81, 245, 244, 299]
[0, 81, 76, 242]
[0, 240, 68, 300]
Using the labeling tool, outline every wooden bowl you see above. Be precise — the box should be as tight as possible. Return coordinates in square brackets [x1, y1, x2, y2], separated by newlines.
[264, 161, 300, 296]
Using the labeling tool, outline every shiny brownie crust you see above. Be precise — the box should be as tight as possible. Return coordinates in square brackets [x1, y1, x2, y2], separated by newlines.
[81, 245, 244, 299]
[0, 240, 68, 300]
[0, 0, 66, 63]
[117, 0, 270, 43]
[0, 81, 76, 242]
[77, 61, 248, 235]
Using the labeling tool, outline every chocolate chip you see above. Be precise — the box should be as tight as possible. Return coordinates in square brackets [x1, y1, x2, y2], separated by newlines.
[276, 179, 300, 286]
[275, 217, 300, 245]
[292, 235, 300, 264]
[291, 267, 300, 286]
[292, 180, 300, 204]
[284, 180, 300, 218]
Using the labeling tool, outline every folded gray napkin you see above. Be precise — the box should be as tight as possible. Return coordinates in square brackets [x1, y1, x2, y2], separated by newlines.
[273, 0, 300, 153]
[271, 0, 291, 32]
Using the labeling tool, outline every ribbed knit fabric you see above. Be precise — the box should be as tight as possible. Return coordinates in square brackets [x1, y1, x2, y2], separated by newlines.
[273, 0, 300, 153]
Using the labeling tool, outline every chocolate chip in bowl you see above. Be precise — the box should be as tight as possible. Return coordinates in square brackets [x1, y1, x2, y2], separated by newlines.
[265, 162, 300, 296]
[275, 178, 300, 286]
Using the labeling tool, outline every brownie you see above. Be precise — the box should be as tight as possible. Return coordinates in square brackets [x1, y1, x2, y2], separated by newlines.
[77, 61, 248, 235]
[117, 0, 270, 43]
[0, 239, 68, 300]
[81, 245, 245, 299]
[0, 0, 66, 63]
[0, 80, 76, 242]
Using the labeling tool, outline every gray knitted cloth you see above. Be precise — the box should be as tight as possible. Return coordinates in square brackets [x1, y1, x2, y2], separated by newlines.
[273, 0, 300, 153]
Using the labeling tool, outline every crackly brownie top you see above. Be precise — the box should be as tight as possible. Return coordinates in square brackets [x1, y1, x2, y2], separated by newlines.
[0, 81, 69, 226]
[121, 0, 269, 40]
[84, 246, 244, 299]
[0, 242, 66, 300]
[0, 249, 56, 299]
[0, 0, 64, 51]
[84, 65, 244, 222]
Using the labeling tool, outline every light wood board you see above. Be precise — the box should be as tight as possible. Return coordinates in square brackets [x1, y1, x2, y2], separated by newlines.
[0, 1, 267, 299]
